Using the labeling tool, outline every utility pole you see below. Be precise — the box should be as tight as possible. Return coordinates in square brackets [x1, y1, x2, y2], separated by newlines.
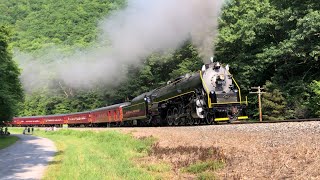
[250, 86, 265, 122]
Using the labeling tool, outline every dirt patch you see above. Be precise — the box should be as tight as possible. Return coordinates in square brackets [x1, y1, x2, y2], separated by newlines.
[137, 142, 226, 179]
[150, 143, 226, 168]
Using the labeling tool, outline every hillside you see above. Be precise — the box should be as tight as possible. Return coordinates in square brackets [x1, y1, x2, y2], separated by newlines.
[0, 0, 126, 51]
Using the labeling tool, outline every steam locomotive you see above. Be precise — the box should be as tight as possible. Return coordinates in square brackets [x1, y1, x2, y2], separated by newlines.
[123, 60, 248, 126]
[11, 60, 247, 127]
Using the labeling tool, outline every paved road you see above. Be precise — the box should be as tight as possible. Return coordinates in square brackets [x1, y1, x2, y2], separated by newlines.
[0, 134, 56, 180]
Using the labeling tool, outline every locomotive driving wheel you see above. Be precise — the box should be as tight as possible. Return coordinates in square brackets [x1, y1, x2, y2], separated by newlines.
[194, 118, 201, 125]
[205, 112, 213, 125]
[166, 109, 173, 126]
[187, 117, 195, 125]
[173, 107, 179, 126]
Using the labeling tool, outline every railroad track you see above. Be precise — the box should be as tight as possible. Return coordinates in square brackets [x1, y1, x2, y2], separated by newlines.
[32, 118, 320, 130]
[67, 118, 320, 128]
[231, 118, 320, 125]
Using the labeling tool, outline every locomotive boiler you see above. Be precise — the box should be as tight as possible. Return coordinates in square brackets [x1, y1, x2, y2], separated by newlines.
[122, 60, 248, 125]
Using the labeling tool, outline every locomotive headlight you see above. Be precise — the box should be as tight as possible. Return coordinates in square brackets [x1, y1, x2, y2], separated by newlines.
[201, 65, 206, 71]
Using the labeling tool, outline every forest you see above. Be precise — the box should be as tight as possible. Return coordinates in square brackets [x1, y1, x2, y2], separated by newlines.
[0, 0, 319, 122]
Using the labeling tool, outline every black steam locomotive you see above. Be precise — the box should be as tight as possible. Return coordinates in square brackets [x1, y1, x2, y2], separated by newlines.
[122, 61, 248, 125]
[12, 61, 247, 127]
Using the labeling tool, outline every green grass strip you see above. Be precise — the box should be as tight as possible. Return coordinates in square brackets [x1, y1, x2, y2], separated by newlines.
[8, 127, 24, 134]
[26, 128, 156, 180]
[0, 136, 19, 149]
[184, 160, 224, 174]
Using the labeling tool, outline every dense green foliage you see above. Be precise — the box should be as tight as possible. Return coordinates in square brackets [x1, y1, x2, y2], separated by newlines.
[216, 0, 320, 119]
[19, 89, 105, 116]
[308, 81, 320, 116]
[0, 0, 126, 52]
[0, 0, 319, 119]
[262, 81, 288, 120]
[0, 26, 23, 122]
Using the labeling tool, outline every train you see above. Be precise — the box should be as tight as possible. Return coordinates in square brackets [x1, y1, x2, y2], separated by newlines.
[11, 61, 248, 127]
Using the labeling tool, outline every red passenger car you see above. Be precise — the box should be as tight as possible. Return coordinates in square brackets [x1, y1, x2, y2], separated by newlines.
[91, 103, 130, 126]
[43, 114, 66, 126]
[65, 111, 91, 126]
[12, 116, 44, 126]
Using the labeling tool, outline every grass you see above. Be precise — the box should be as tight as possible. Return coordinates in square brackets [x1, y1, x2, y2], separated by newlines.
[183, 160, 224, 180]
[8, 127, 24, 134]
[0, 136, 19, 149]
[9, 127, 156, 180]
[137, 161, 173, 179]
[145, 163, 171, 173]
[184, 160, 224, 173]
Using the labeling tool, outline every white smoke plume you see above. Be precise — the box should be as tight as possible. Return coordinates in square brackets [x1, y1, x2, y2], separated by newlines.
[16, 0, 224, 92]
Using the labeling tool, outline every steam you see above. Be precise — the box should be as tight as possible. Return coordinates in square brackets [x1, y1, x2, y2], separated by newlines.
[16, 0, 224, 92]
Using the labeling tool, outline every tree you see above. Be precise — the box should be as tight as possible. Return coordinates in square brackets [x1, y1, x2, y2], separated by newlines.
[262, 81, 287, 120]
[0, 26, 23, 124]
[215, 0, 320, 118]
[308, 81, 320, 117]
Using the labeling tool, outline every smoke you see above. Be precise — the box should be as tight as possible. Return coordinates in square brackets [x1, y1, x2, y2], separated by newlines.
[16, 0, 224, 92]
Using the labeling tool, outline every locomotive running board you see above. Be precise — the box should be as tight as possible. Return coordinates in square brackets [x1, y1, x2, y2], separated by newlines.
[238, 116, 249, 120]
[214, 116, 248, 121]
[214, 117, 229, 121]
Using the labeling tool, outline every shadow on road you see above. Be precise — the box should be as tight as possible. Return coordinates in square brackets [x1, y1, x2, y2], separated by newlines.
[0, 134, 57, 180]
